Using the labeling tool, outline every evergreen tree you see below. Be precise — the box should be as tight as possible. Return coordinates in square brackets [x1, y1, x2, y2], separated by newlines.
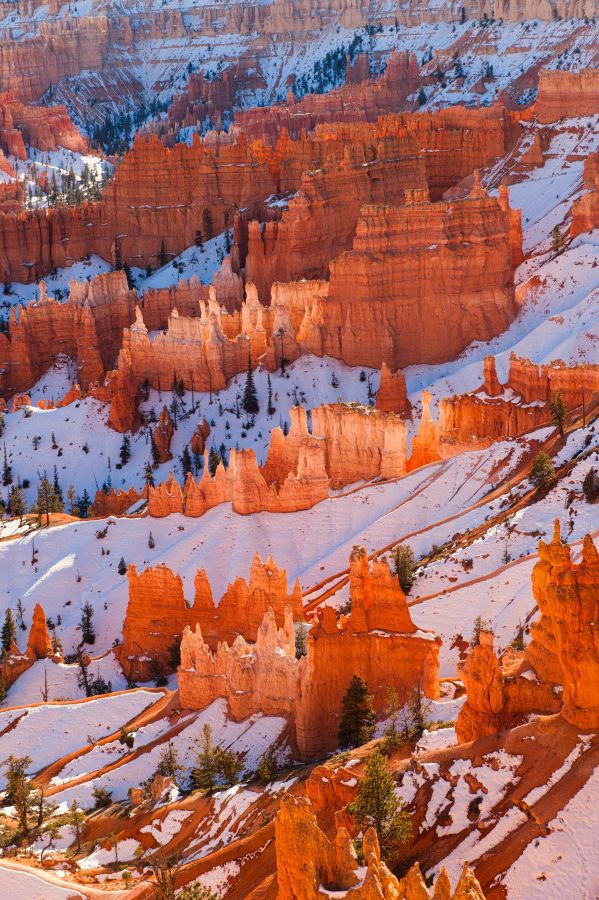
[148, 531, 155, 549]
[295, 621, 308, 659]
[144, 462, 156, 488]
[78, 488, 91, 518]
[151, 435, 160, 468]
[348, 748, 412, 860]
[119, 435, 131, 466]
[208, 447, 222, 477]
[181, 446, 192, 476]
[3, 755, 33, 835]
[191, 724, 219, 794]
[256, 746, 279, 784]
[52, 465, 63, 502]
[8, 484, 25, 518]
[1, 608, 16, 653]
[267, 374, 275, 416]
[242, 354, 259, 415]
[80, 601, 96, 645]
[155, 742, 185, 784]
[35, 474, 63, 526]
[218, 443, 228, 467]
[382, 686, 402, 752]
[391, 545, 416, 594]
[583, 467, 599, 503]
[68, 800, 86, 852]
[2, 444, 12, 486]
[418, 86, 427, 106]
[338, 675, 376, 748]
[549, 392, 566, 437]
[530, 452, 557, 490]
[118, 556, 127, 576]
[123, 262, 135, 290]
[552, 223, 563, 254]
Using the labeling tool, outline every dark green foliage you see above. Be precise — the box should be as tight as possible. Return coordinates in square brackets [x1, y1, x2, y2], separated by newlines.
[348, 748, 411, 860]
[338, 675, 376, 749]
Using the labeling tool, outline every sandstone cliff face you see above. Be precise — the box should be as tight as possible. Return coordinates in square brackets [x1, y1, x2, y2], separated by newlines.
[0, 602, 53, 691]
[178, 605, 297, 718]
[375, 362, 412, 416]
[275, 793, 485, 899]
[91, 486, 141, 517]
[296, 187, 520, 370]
[312, 403, 407, 488]
[119, 553, 303, 681]
[295, 547, 441, 757]
[536, 68, 599, 123]
[237, 52, 420, 145]
[153, 406, 174, 463]
[0, 92, 88, 158]
[456, 630, 560, 743]
[0, 271, 137, 397]
[528, 521, 599, 729]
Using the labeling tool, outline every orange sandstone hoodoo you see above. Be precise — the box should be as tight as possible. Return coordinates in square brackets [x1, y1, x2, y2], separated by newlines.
[175, 546, 441, 758]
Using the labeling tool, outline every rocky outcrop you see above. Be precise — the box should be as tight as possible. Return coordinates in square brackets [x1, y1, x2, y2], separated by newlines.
[238, 52, 421, 144]
[296, 186, 521, 370]
[0, 92, 88, 158]
[312, 403, 407, 488]
[295, 547, 441, 757]
[375, 362, 412, 416]
[536, 68, 599, 124]
[178, 605, 297, 718]
[456, 630, 560, 744]
[275, 793, 485, 899]
[528, 521, 599, 729]
[25, 603, 53, 660]
[153, 406, 174, 463]
[119, 553, 303, 681]
[91, 486, 141, 517]
[0, 271, 137, 397]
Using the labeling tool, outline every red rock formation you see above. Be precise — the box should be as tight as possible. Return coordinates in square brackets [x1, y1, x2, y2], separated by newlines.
[295, 547, 441, 757]
[528, 521, 599, 729]
[96, 348, 140, 434]
[58, 383, 82, 407]
[178, 606, 297, 718]
[297, 186, 521, 370]
[91, 486, 141, 517]
[238, 52, 421, 144]
[26, 603, 53, 660]
[275, 793, 484, 899]
[536, 68, 599, 123]
[312, 403, 407, 488]
[0, 92, 88, 158]
[190, 419, 211, 456]
[0, 271, 137, 397]
[119, 553, 303, 681]
[375, 362, 412, 416]
[153, 406, 175, 463]
[456, 631, 560, 744]
[408, 391, 442, 472]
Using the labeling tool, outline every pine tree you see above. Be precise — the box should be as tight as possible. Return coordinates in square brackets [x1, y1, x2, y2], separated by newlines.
[118, 556, 127, 575]
[151, 435, 160, 468]
[418, 86, 427, 106]
[3, 755, 33, 835]
[181, 446, 192, 475]
[2, 444, 12, 486]
[208, 447, 222, 477]
[382, 686, 402, 752]
[391, 545, 416, 594]
[256, 746, 279, 785]
[267, 374, 275, 416]
[155, 742, 184, 784]
[191, 724, 219, 794]
[148, 531, 155, 549]
[36, 475, 63, 526]
[530, 452, 557, 490]
[123, 262, 135, 290]
[1, 608, 16, 653]
[8, 484, 25, 518]
[552, 223, 563, 254]
[119, 435, 131, 466]
[295, 621, 308, 659]
[242, 354, 259, 415]
[549, 392, 566, 437]
[52, 465, 63, 503]
[80, 601, 96, 645]
[583, 467, 599, 503]
[68, 800, 86, 852]
[348, 748, 412, 860]
[79, 489, 91, 518]
[144, 462, 156, 488]
[338, 675, 376, 748]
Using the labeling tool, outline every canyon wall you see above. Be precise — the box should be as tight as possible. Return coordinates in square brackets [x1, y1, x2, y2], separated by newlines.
[536, 68, 599, 124]
[296, 186, 521, 370]
[0, 92, 88, 158]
